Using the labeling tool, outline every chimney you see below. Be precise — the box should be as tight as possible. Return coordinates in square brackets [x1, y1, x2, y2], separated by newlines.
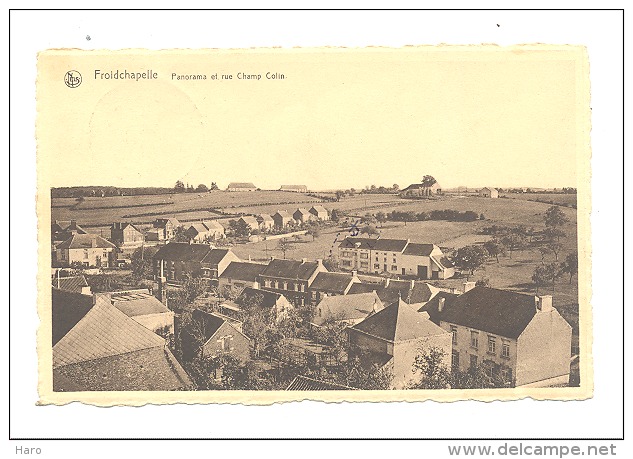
[385, 278, 390, 287]
[270, 256, 275, 261]
[301, 258, 307, 264]
[536, 295, 553, 313]
[462, 281, 476, 293]
[248, 254, 252, 261]
[372, 298, 380, 313]
[157, 276, 167, 305]
[351, 270, 357, 277]
[438, 297, 445, 312]
[410, 279, 415, 289]
[91, 236, 97, 248]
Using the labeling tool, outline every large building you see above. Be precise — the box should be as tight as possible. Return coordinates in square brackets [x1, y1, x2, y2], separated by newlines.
[347, 299, 452, 389]
[100, 289, 175, 336]
[226, 182, 257, 192]
[338, 237, 454, 280]
[218, 261, 268, 293]
[309, 271, 361, 304]
[421, 286, 573, 387]
[479, 187, 499, 198]
[185, 220, 225, 242]
[401, 181, 442, 197]
[259, 258, 327, 307]
[110, 222, 144, 247]
[152, 218, 181, 240]
[280, 185, 308, 193]
[153, 243, 240, 284]
[54, 233, 117, 268]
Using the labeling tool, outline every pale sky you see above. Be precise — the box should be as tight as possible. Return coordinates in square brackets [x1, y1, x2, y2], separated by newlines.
[37, 47, 588, 190]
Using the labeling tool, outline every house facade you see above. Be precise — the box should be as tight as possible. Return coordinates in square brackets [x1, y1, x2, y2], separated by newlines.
[293, 208, 313, 224]
[235, 287, 294, 323]
[309, 205, 329, 221]
[55, 233, 117, 268]
[238, 216, 260, 232]
[309, 271, 361, 304]
[153, 243, 240, 284]
[429, 286, 572, 387]
[257, 214, 275, 231]
[479, 187, 499, 198]
[152, 218, 181, 240]
[338, 237, 454, 280]
[259, 258, 327, 307]
[182, 309, 251, 362]
[218, 261, 268, 294]
[347, 300, 452, 389]
[110, 222, 144, 247]
[272, 210, 292, 229]
[185, 221, 225, 242]
[227, 182, 257, 192]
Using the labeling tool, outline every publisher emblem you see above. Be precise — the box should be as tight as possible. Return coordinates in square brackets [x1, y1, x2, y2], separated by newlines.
[64, 70, 82, 88]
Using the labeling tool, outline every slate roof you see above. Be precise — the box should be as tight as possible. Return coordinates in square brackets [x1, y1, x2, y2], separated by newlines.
[434, 286, 538, 339]
[237, 287, 283, 310]
[52, 288, 94, 346]
[52, 275, 89, 293]
[258, 214, 274, 222]
[52, 220, 87, 234]
[191, 309, 250, 343]
[432, 256, 454, 269]
[348, 281, 435, 306]
[153, 218, 181, 228]
[273, 210, 292, 219]
[239, 216, 260, 226]
[286, 375, 358, 391]
[53, 297, 165, 369]
[313, 292, 382, 326]
[310, 272, 355, 294]
[153, 243, 231, 265]
[338, 237, 409, 252]
[310, 205, 328, 213]
[56, 233, 117, 250]
[351, 299, 448, 342]
[106, 290, 171, 317]
[260, 258, 322, 280]
[417, 291, 459, 323]
[220, 261, 268, 282]
[403, 243, 435, 257]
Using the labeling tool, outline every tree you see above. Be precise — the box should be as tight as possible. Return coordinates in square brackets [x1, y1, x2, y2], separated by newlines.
[330, 209, 342, 222]
[375, 211, 387, 227]
[544, 205, 569, 228]
[210, 182, 219, 190]
[174, 180, 185, 193]
[195, 184, 209, 193]
[562, 251, 578, 284]
[360, 224, 379, 237]
[537, 245, 552, 264]
[409, 347, 451, 389]
[421, 175, 437, 187]
[130, 245, 159, 279]
[543, 227, 566, 243]
[501, 232, 526, 258]
[306, 227, 320, 241]
[277, 238, 294, 259]
[392, 184, 400, 192]
[172, 225, 190, 243]
[335, 190, 345, 201]
[228, 219, 251, 238]
[483, 239, 504, 263]
[532, 262, 563, 295]
[451, 245, 488, 279]
[548, 242, 563, 261]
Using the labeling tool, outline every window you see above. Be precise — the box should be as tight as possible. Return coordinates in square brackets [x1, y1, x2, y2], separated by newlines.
[391, 265, 398, 271]
[451, 350, 460, 368]
[487, 336, 496, 355]
[299, 284, 304, 292]
[264, 280, 271, 288]
[470, 331, 479, 349]
[374, 263, 380, 269]
[502, 342, 511, 358]
[383, 257, 387, 262]
[282, 282, 287, 290]
[360, 262, 369, 269]
[470, 354, 478, 369]
[375, 257, 378, 261]
[500, 367, 512, 382]
[360, 253, 368, 259]
[83, 249, 89, 260]
[342, 260, 352, 267]
[450, 325, 458, 344]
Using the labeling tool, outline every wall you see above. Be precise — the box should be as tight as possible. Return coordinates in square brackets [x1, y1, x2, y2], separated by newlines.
[201, 321, 250, 361]
[391, 333, 452, 389]
[515, 309, 572, 386]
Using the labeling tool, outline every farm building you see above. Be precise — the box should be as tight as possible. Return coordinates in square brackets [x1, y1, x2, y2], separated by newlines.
[280, 185, 308, 193]
[257, 214, 275, 231]
[479, 187, 499, 198]
[309, 205, 329, 220]
[421, 286, 573, 387]
[55, 233, 117, 268]
[110, 222, 144, 247]
[401, 181, 442, 197]
[185, 220, 225, 242]
[272, 210, 293, 229]
[152, 218, 181, 240]
[347, 299, 452, 389]
[226, 182, 257, 192]
[218, 261, 268, 293]
[293, 208, 313, 223]
[153, 243, 240, 284]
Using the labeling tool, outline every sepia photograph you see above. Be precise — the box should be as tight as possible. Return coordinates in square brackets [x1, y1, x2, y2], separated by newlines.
[36, 45, 591, 405]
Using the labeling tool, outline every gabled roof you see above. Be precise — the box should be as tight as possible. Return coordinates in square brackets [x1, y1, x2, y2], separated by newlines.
[260, 258, 322, 280]
[314, 292, 382, 326]
[376, 281, 435, 306]
[258, 214, 274, 222]
[351, 299, 447, 342]
[52, 275, 89, 293]
[273, 210, 292, 219]
[239, 216, 259, 225]
[220, 261, 267, 282]
[53, 297, 165, 369]
[227, 182, 256, 188]
[153, 217, 180, 228]
[106, 290, 171, 317]
[52, 220, 87, 234]
[403, 243, 435, 257]
[237, 287, 284, 310]
[286, 375, 358, 391]
[202, 248, 233, 265]
[111, 222, 142, 233]
[431, 255, 454, 269]
[202, 220, 224, 231]
[293, 208, 311, 217]
[402, 182, 441, 191]
[338, 237, 408, 252]
[188, 222, 209, 234]
[56, 233, 117, 250]
[434, 286, 538, 339]
[191, 309, 249, 343]
[310, 272, 355, 294]
[153, 242, 212, 262]
[310, 205, 328, 214]
[418, 290, 459, 323]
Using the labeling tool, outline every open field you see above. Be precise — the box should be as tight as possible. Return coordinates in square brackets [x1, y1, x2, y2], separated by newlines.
[503, 193, 577, 208]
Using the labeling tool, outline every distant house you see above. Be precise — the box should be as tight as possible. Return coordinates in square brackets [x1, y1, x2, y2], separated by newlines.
[422, 286, 573, 387]
[309, 205, 329, 221]
[153, 243, 240, 284]
[338, 237, 454, 280]
[347, 299, 452, 389]
[55, 233, 117, 268]
[401, 181, 442, 197]
[185, 220, 225, 242]
[227, 182, 257, 192]
[152, 218, 181, 240]
[235, 287, 294, 322]
[280, 185, 308, 193]
[182, 309, 251, 362]
[51, 274, 91, 295]
[309, 271, 361, 304]
[257, 214, 275, 231]
[293, 208, 313, 223]
[51, 220, 87, 243]
[259, 258, 327, 307]
[53, 297, 192, 391]
[286, 375, 358, 390]
[218, 261, 268, 293]
[313, 291, 383, 326]
[272, 210, 293, 229]
[348, 278, 438, 310]
[238, 216, 260, 232]
[479, 187, 499, 198]
[110, 222, 144, 247]
[101, 289, 174, 336]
